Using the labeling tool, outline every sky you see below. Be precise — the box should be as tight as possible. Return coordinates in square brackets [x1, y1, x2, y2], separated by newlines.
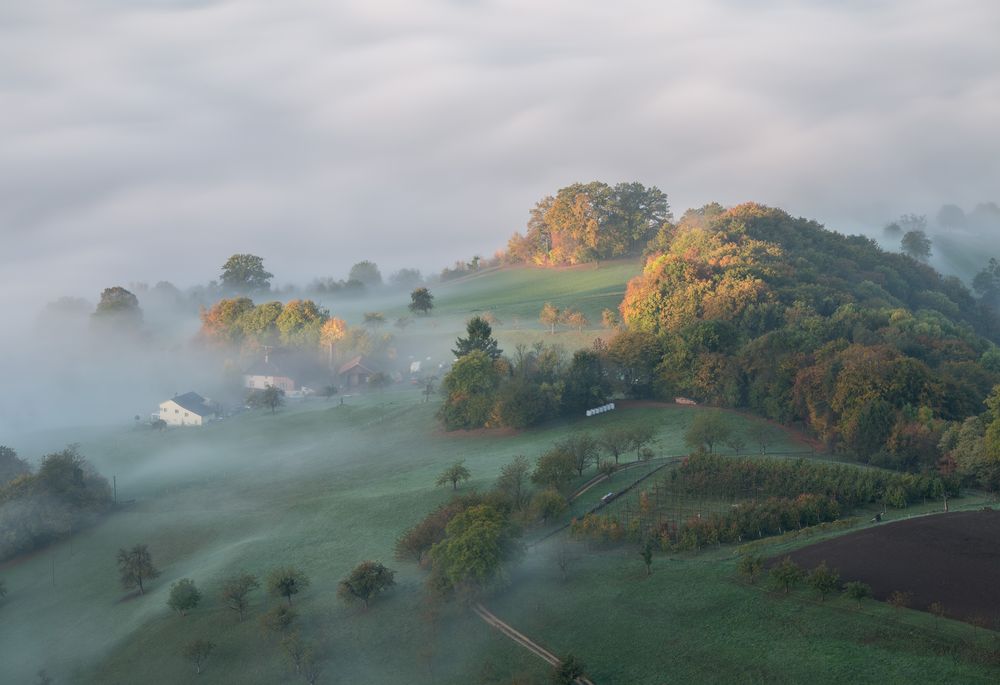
[1, 0, 999, 307]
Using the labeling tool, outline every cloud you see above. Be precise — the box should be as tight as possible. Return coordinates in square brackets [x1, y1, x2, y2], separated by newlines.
[1, 0, 999, 303]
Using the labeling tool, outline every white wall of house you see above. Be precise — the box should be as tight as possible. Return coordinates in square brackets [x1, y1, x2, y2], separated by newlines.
[243, 374, 295, 392]
[158, 400, 206, 427]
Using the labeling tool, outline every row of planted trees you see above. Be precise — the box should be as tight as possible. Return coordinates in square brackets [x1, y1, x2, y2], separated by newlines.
[571, 453, 957, 550]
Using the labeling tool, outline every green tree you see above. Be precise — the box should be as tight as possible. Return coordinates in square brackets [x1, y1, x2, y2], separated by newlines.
[409, 287, 434, 315]
[496, 456, 532, 510]
[0, 445, 30, 485]
[429, 504, 522, 593]
[684, 411, 731, 453]
[220, 254, 273, 293]
[0, 579, 6, 599]
[551, 654, 586, 685]
[600, 428, 631, 464]
[436, 460, 471, 491]
[597, 460, 617, 481]
[640, 539, 654, 576]
[349, 260, 382, 287]
[769, 557, 803, 594]
[247, 385, 285, 414]
[92, 286, 143, 326]
[452, 316, 502, 360]
[167, 578, 201, 615]
[562, 350, 610, 414]
[806, 562, 840, 601]
[275, 300, 328, 348]
[181, 638, 215, 675]
[901, 230, 932, 261]
[628, 424, 657, 460]
[531, 448, 577, 490]
[737, 554, 764, 584]
[337, 560, 396, 609]
[221, 572, 260, 621]
[438, 350, 501, 429]
[267, 567, 310, 606]
[844, 580, 872, 609]
[530, 489, 567, 522]
[117, 544, 160, 595]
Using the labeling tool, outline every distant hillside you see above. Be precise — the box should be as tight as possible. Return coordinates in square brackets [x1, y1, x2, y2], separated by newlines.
[621, 202, 1000, 471]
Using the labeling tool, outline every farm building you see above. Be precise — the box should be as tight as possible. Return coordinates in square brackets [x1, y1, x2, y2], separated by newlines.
[338, 355, 378, 388]
[158, 392, 217, 427]
[243, 357, 296, 393]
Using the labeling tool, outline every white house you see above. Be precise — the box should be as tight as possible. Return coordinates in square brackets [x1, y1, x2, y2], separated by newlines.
[243, 358, 296, 393]
[158, 392, 217, 427]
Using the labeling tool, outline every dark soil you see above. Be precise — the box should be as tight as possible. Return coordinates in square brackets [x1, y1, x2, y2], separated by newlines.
[771, 510, 1000, 625]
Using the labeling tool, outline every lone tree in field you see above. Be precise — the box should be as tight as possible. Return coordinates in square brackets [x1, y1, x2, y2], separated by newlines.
[559, 433, 599, 477]
[737, 554, 764, 584]
[600, 428, 631, 464]
[248, 385, 284, 414]
[117, 544, 160, 595]
[436, 460, 471, 491]
[181, 638, 215, 675]
[628, 424, 657, 460]
[640, 539, 654, 576]
[220, 253, 272, 293]
[167, 578, 202, 616]
[887, 590, 912, 611]
[221, 572, 259, 621]
[338, 560, 396, 609]
[452, 316, 502, 360]
[268, 567, 310, 606]
[409, 287, 434, 315]
[844, 580, 872, 609]
[806, 562, 840, 601]
[551, 654, 586, 684]
[748, 424, 774, 455]
[540, 302, 561, 334]
[929, 600, 946, 622]
[531, 488, 567, 522]
[260, 604, 297, 635]
[598, 460, 617, 481]
[685, 411, 731, 453]
[769, 557, 803, 594]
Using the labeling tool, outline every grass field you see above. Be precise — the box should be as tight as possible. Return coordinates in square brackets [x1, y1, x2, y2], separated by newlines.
[0, 392, 796, 684]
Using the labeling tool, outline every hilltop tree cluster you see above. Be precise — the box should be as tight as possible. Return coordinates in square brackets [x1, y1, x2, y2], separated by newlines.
[505, 181, 671, 265]
[615, 202, 1000, 471]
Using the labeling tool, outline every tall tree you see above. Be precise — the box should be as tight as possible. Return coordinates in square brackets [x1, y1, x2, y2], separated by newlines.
[496, 456, 531, 510]
[409, 287, 434, 315]
[428, 504, 522, 593]
[540, 303, 561, 334]
[452, 316, 502, 360]
[181, 639, 215, 675]
[220, 254, 273, 293]
[0, 445, 30, 485]
[337, 561, 396, 609]
[438, 350, 501, 429]
[684, 412, 731, 453]
[117, 544, 160, 595]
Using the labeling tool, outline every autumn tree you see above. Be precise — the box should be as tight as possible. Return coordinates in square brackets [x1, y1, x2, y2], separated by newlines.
[267, 567, 310, 605]
[319, 317, 348, 364]
[261, 604, 297, 635]
[275, 299, 328, 348]
[530, 489, 568, 522]
[221, 572, 260, 621]
[409, 287, 434, 315]
[221, 253, 273, 293]
[531, 448, 576, 490]
[436, 460, 471, 491]
[167, 578, 202, 615]
[540, 303, 561, 334]
[117, 544, 160, 595]
[181, 639, 215, 675]
[562, 309, 588, 331]
[452, 316, 502, 360]
[601, 308, 620, 329]
[337, 561, 396, 609]
[562, 349, 611, 414]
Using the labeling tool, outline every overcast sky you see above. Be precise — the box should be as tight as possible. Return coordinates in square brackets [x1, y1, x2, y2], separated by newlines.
[2, 0, 999, 306]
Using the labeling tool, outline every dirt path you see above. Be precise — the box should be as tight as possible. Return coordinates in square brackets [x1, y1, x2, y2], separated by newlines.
[473, 603, 596, 685]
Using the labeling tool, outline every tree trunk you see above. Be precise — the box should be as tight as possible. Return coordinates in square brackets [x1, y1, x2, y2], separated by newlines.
[138, 576, 144, 595]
